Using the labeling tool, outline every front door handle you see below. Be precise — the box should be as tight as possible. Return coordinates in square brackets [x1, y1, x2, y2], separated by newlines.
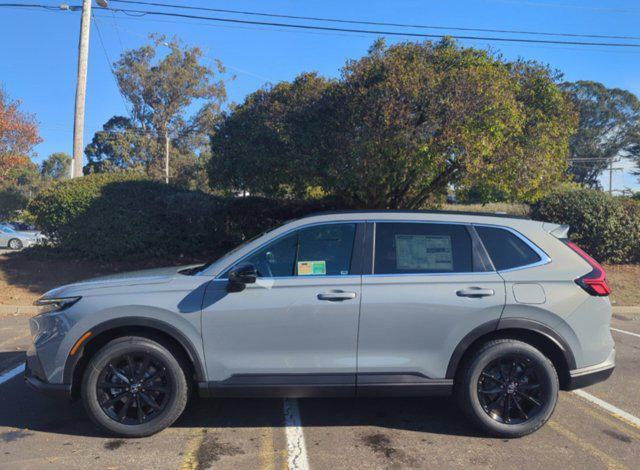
[317, 291, 357, 302]
[456, 287, 495, 298]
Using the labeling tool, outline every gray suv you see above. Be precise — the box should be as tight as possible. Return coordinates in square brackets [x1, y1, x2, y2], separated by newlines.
[26, 211, 615, 438]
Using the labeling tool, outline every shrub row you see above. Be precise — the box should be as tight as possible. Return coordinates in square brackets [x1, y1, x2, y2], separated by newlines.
[531, 188, 640, 264]
[28, 173, 346, 260]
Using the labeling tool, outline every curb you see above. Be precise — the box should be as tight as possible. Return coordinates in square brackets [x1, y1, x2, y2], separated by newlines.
[0, 305, 38, 315]
[612, 306, 640, 316]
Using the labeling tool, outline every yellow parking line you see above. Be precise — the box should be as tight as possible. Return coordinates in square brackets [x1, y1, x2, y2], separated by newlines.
[260, 427, 276, 470]
[181, 428, 205, 470]
[564, 394, 640, 441]
[548, 420, 627, 470]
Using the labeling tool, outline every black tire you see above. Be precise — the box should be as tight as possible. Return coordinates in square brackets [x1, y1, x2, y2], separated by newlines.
[456, 339, 559, 438]
[81, 336, 189, 437]
[8, 238, 23, 250]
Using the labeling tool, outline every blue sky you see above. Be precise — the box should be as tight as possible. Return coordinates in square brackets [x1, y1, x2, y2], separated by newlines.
[1, 0, 639, 190]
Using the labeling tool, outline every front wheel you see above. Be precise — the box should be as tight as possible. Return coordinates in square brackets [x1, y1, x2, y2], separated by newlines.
[81, 336, 189, 437]
[456, 339, 559, 438]
[8, 238, 23, 250]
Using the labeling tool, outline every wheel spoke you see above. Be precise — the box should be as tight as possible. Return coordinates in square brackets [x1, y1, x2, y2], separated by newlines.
[140, 392, 161, 410]
[108, 364, 130, 384]
[503, 394, 512, 423]
[516, 390, 543, 407]
[117, 394, 133, 422]
[135, 394, 145, 423]
[98, 382, 126, 390]
[481, 372, 505, 385]
[518, 382, 540, 391]
[137, 355, 151, 381]
[100, 391, 130, 407]
[126, 354, 136, 380]
[145, 384, 169, 394]
[143, 367, 166, 385]
[478, 386, 502, 395]
[512, 395, 529, 420]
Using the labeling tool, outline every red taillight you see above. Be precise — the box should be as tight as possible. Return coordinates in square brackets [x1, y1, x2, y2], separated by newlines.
[563, 240, 611, 297]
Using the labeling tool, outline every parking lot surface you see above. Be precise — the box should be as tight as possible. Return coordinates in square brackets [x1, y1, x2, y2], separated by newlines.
[1, 312, 639, 469]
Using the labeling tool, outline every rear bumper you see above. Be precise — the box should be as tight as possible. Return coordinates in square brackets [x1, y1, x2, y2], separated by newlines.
[566, 349, 615, 391]
[24, 347, 72, 400]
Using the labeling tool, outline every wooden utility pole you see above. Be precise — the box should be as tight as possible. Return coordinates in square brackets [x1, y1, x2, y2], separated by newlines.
[164, 129, 170, 184]
[71, 0, 93, 178]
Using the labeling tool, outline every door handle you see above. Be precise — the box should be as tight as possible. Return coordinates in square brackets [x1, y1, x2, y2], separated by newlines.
[317, 291, 357, 302]
[456, 287, 495, 298]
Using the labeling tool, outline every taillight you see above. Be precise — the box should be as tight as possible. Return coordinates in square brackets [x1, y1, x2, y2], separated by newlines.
[563, 240, 611, 297]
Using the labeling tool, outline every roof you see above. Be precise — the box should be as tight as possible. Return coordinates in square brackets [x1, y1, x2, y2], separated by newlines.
[302, 209, 530, 220]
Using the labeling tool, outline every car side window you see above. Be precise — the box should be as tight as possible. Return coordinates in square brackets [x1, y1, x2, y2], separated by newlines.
[475, 226, 541, 271]
[229, 223, 357, 278]
[374, 222, 473, 274]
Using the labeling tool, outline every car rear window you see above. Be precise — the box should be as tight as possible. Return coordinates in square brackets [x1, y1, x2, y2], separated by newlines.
[374, 222, 473, 274]
[476, 226, 541, 271]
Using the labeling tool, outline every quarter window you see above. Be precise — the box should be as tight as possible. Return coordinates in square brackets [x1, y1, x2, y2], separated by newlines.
[476, 226, 541, 271]
[374, 222, 473, 274]
[232, 223, 357, 278]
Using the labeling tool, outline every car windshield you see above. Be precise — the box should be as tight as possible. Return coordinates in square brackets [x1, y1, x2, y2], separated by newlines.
[0, 225, 17, 234]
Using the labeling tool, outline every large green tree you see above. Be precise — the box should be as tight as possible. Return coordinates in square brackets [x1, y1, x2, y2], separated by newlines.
[210, 39, 576, 208]
[88, 35, 227, 185]
[561, 81, 640, 187]
[41, 152, 71, 180]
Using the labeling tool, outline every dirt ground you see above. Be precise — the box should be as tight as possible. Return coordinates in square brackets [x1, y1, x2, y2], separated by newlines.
[0, 252, 638, 308]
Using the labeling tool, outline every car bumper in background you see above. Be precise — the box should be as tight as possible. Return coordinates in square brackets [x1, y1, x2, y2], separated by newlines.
[566, 348, 615, 391]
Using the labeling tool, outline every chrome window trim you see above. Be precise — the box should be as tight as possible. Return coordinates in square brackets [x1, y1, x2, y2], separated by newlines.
[213, 220, 363, 280]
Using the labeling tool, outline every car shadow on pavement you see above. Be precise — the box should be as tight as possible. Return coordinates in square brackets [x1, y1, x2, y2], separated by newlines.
[0, 375, 482, 439]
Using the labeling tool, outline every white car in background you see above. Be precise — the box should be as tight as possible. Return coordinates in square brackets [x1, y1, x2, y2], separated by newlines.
[0, 223, 45, 250]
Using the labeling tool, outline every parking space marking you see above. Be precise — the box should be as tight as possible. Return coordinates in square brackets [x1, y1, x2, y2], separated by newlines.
[0, 362, 24, 385]
[181, 428, 206, 470]
[283, 398, 310, 470]
[259, 427, 276, 470]
[573, 389, 640, 430]
[548, 420, 627, 470]
[565, 394, 640, 441]
[611, 327, 640, 339]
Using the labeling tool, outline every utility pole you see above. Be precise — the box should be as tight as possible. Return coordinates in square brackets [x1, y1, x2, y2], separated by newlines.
[164, 129, 170, 184]
[69, 0, 109, 178]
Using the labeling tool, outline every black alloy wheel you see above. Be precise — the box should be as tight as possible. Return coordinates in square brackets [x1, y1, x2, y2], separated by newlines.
[97, 352, 172, 425]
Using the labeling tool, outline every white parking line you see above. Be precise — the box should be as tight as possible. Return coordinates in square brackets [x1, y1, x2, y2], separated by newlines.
[611, 327, 640, 339]
[283, 398, 310, 470]
[0, 362, 25, 385]
[573, 389, 640, 428]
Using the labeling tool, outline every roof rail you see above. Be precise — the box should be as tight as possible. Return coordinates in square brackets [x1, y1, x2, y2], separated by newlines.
[301, 209, 530, 220]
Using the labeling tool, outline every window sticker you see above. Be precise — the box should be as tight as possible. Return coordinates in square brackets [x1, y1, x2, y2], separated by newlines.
[297, 260, 327, 276]
[395, 234, 453, 271]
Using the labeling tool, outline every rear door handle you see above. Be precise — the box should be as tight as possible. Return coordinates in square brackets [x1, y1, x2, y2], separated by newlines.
[317, 291, 357, 302]
[456, 287, 495, 298]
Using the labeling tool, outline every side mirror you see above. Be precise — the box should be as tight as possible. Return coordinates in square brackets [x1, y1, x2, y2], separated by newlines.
[227, 263, 258, 292]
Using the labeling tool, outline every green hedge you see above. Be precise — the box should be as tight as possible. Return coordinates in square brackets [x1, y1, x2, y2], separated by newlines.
[531, 188, 640, 264]
[28, 173, 345, 260]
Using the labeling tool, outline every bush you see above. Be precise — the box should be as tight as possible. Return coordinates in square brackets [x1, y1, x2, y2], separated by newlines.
[28, 173, 347, 260]
[531, 188, 640, 264]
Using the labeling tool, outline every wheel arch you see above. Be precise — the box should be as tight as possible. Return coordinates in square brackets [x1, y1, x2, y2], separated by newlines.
[64, 317, 206, 399]
[446, 318, 576, 389]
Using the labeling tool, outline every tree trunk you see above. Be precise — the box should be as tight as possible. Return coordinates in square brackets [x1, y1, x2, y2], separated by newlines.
[164, 129, 170, 184]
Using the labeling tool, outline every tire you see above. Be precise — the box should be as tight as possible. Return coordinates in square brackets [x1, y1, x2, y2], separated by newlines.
[8, 238, 23, 250]
[81, 336, 189, 437]
[456, 339, 559, 438]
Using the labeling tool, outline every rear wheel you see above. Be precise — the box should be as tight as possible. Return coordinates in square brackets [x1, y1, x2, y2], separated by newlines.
[81, 336, 189, 437]
[456, 339, 558, 438]
[8, 238, 23, 250]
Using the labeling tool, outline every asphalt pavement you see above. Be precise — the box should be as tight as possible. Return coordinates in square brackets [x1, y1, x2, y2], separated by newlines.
[1, 312, 639, 469]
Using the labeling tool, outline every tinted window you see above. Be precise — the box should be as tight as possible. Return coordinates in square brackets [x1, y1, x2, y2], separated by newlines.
[374, 223, 473, 274]
[234, 223, 357, 278]
[476, 226, 541, 271]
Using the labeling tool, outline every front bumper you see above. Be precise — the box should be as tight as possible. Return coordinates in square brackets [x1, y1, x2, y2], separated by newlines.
[566, 349, 615, 391]
[24, 346, 71, 400]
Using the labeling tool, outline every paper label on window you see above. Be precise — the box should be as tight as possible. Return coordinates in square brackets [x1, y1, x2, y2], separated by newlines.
[297, 260, 327, 275]
[395, 235, 453, 271]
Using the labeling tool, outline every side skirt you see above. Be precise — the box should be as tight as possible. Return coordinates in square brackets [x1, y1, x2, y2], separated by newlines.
[199, 373, 453, 398]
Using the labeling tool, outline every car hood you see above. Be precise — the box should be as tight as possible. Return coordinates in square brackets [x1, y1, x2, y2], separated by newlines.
[40, 264, 204, 298]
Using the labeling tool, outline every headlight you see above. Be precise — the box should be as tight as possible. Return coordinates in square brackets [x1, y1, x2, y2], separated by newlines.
[34, 296, 81, 315]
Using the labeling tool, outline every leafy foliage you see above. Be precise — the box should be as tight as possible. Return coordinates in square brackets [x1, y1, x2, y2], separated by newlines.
[531, 188, 640, 263]
[28, 173, 345, 260]
[41, 152, 71, 180]
[210, 39, 576, 208]
[561, 81, 640, 187]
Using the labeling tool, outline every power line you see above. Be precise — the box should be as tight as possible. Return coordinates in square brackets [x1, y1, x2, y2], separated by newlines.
[109, 0, 640, 41]
[99, 6, 640, 48]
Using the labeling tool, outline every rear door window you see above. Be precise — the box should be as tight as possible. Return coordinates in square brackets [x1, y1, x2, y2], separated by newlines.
[476, 226, 541, 271]
[374, 222, 473, 274]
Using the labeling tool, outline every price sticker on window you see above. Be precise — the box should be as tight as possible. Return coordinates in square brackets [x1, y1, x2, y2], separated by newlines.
[297, 260, 327, 275]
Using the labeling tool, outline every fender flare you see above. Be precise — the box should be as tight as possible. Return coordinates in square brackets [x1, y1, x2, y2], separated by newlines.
[445, 318, 576, 379]
[63, 316, 206, 384]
